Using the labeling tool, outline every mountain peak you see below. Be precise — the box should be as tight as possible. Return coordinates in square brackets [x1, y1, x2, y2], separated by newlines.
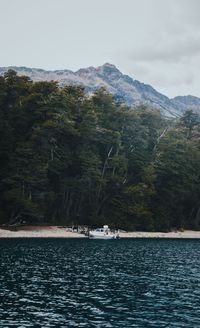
[96, 63, 122, 78]
[101, 63, 118, 69]
[0, 63, 200, 117]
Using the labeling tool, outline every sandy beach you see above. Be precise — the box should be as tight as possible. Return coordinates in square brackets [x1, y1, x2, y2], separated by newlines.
[1, 226, 200, 238]
[0, 226, 85, 238]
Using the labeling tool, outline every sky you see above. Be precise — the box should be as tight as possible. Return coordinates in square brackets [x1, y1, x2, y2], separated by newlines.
[0, 0, 199, 98]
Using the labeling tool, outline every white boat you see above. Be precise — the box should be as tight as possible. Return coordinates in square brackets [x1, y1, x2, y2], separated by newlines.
[89, 225, 119, 239]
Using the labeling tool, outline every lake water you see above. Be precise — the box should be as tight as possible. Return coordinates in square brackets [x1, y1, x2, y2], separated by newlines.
[1, 238, 200, 327]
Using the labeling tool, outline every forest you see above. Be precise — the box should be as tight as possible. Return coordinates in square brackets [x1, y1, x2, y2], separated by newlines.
[0, 69, 200, 231]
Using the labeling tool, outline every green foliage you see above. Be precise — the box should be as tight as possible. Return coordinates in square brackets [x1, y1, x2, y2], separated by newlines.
[1, 71, 200, 230]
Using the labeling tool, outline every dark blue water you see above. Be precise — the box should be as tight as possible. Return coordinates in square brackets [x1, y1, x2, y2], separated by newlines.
[1, 239, 200, 327]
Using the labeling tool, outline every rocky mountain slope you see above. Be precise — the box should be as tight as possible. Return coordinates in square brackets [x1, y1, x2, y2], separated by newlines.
[1, 63, 200, 117]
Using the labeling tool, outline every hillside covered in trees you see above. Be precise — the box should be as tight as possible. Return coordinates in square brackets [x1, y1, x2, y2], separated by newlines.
[1, 70, 200, 231]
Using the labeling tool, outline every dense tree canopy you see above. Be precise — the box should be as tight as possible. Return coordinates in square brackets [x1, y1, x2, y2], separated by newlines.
[1, 70, 200, 231]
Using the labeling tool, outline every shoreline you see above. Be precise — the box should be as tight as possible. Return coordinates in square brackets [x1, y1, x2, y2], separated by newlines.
[1, 226, 200, 239]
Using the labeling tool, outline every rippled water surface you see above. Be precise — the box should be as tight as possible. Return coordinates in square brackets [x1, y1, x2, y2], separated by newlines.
[1, 238, 200, 327]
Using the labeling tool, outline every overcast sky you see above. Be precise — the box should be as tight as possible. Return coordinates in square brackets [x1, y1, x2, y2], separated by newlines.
[0, 0, 199, 98]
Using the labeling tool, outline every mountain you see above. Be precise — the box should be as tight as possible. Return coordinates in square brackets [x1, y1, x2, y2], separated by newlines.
[1, 63, 200, 117]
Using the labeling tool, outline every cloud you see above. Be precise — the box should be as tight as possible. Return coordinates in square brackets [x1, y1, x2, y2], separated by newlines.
[125, 59, 197, 98]
[129, 36, 200, 64]
[117, 0, 200, 97]
[126, 0, 200, 65]
[128, 61, 194, 86]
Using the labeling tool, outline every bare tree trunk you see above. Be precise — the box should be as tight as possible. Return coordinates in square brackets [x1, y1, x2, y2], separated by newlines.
[112, 144, 120, 176]
[97, 146, 113, 199]
[153, 127, 169, 151]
